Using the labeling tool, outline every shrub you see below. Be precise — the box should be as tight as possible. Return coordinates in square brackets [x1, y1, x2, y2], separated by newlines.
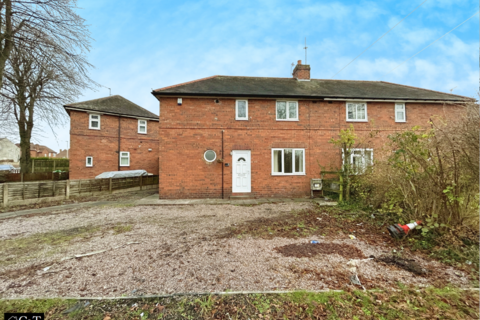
[354, 100, 479, 236]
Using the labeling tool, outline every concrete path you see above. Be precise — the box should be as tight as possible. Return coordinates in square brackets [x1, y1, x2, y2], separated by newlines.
[0, 194, 337, 220]
[135, 193, 337, 206]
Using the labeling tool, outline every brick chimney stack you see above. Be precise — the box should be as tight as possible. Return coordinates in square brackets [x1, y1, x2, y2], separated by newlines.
[292, 60, 310, 81]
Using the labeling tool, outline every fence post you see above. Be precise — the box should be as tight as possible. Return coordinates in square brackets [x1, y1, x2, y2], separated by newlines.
[65, 180, 70, 199]
[32, 159, 34, 173]
[21, 173, 23, 183]
[139, 175, 143, 191]
[109, 178, 112, 194]
[53, 160, 56, 172]
[3, 184, 8, 207]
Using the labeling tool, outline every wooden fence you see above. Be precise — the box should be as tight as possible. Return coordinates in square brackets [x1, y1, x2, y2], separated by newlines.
[0, 172, 69, 183]
[31, 159, 69, 173]
[1, 175, 159, 207]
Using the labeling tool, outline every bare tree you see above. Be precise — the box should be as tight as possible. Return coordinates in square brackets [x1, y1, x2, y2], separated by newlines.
[0, 0, 92, 88]
[1, 39, 92, 172]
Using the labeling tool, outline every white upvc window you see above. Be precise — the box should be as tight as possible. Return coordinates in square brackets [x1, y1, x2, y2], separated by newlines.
[86, 156, 93, 167]
[343, 148, 373, 174]
[120, 151, 130, 166]
[89, 114, 101, 129]
[271, 148, 305, 175]
[276, 101, 298, 121]
[395, 103, 406, 122]
[235, 100, 248, 120]
[346, 102, 367, 122]
[138, 120, 147, 134]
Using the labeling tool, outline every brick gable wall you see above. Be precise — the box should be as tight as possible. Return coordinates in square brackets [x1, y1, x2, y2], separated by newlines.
[69, 110, 159, 179]
[157, 97, 461, 199]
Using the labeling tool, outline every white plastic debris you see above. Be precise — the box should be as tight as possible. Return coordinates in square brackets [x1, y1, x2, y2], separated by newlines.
[349, 235, 356, 240]
[42, 266, 52, 272]
[140, 312, 144, 317]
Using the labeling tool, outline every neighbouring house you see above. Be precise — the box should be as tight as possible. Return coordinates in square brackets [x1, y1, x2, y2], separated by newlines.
[57, 149, 69, 158]
[64, 95, 159, 180]
[18, 143, 58, 158]
[0, 138, 20, 163]
[151, 60, 469, 199]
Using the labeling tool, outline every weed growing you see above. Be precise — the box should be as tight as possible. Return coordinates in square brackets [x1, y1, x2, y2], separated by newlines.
[0, 286, 477, 319]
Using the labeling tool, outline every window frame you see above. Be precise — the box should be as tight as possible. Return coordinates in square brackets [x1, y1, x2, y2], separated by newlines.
[86, 156, 93, 167]
[342, 148, 373, 175]
[271, 148, 305, 176]
[119, 151, 130, 167]
[89, 114, 101, 130]
[138, 119, 147, 134]
[395, 103, 406, 123]
[235, 100, 248, 120]
[346, 102, 368, 122]
[276, 100, 299, 121]
[204, 150, 217, 162]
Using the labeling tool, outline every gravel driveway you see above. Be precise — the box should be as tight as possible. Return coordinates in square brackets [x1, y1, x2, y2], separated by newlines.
[0, 202, 470, 298]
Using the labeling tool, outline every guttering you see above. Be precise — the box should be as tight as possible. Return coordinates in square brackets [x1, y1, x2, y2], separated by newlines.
[64, 106, 159, 121]
[324, 98, 462, 103]
[151, 92, 466, 103]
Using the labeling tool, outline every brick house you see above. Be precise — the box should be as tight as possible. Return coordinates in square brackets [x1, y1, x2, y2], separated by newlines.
[152, 60, 468, 199]
[26, 144, 57, 158]
[64, 95, 159, 179]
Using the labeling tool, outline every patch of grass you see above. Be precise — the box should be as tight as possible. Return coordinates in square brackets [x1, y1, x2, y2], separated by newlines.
[0, 226, 102, 267]
[0, 223, 135, 267]
[1, 287, 477, 319]
[112, 224, 133, 234]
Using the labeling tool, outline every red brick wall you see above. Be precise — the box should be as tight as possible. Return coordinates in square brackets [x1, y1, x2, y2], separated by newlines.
[157, 97, 462, 199]
[69, 110, 159, 179]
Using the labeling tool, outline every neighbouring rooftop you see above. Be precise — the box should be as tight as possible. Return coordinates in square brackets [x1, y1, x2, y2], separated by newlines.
[64, 95, 158, 120]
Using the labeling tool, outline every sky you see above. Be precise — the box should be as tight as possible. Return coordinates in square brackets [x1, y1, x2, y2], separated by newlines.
[30, 0, 480, 151]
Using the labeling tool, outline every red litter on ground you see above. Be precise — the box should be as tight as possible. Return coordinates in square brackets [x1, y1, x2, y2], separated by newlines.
[387, 221, 421, 239]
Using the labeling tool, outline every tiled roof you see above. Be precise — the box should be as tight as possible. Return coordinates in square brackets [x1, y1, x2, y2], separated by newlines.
[152, 76, 470, 101]
[64, 95, 158, 120]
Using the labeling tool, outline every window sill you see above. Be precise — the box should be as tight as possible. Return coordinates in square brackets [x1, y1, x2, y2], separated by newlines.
[88, 127, 100, 130]
[395, 121, 406, 123]
[235, 118, 248, 121]
[271, 173, 306, 176]
[138, 132, 147, 134]
[120, 165, 130, 167]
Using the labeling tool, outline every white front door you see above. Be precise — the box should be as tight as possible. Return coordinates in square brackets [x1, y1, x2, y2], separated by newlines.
[232, 150, 251, 193]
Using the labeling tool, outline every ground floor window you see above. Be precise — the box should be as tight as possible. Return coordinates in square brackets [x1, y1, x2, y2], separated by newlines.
[120, 152, 130, 166]
[86, 156, 93, 167]
[343, 148, 373, 174]
[272, 148, 305, 175]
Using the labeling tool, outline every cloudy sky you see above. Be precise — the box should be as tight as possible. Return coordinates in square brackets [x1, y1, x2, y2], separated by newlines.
[33, 0, 480, 151]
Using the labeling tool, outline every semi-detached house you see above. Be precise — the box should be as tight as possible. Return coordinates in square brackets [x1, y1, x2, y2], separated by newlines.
[151, 61, 468, 199]
[64, 95, 159, 180]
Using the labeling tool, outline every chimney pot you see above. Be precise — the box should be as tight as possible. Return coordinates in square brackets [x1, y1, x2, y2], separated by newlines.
[298, 60, 302, 65]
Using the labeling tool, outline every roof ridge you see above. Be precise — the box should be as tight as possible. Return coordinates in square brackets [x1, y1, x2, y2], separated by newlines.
[66, 95, 122, 106]
[154, 75, 220, 92]
[379, 81, 473, 100]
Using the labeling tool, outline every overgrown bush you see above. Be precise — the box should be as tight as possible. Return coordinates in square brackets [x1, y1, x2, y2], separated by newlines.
[354, 101, 479, 237]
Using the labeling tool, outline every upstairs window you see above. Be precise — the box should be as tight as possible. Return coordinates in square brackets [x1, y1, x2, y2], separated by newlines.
[272, 148, 305, 175]
[138, 120, 147, 134]
[346, 102, 367, 122]
[89, 114, 101, 129]
[86, 156, 93, 167]
[120, 152, 130, 166]
[236, 100, 248, 120]
[395, 103, 406, 122]
[276, 101, 298, 121]
[343, 148, 373, 174]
